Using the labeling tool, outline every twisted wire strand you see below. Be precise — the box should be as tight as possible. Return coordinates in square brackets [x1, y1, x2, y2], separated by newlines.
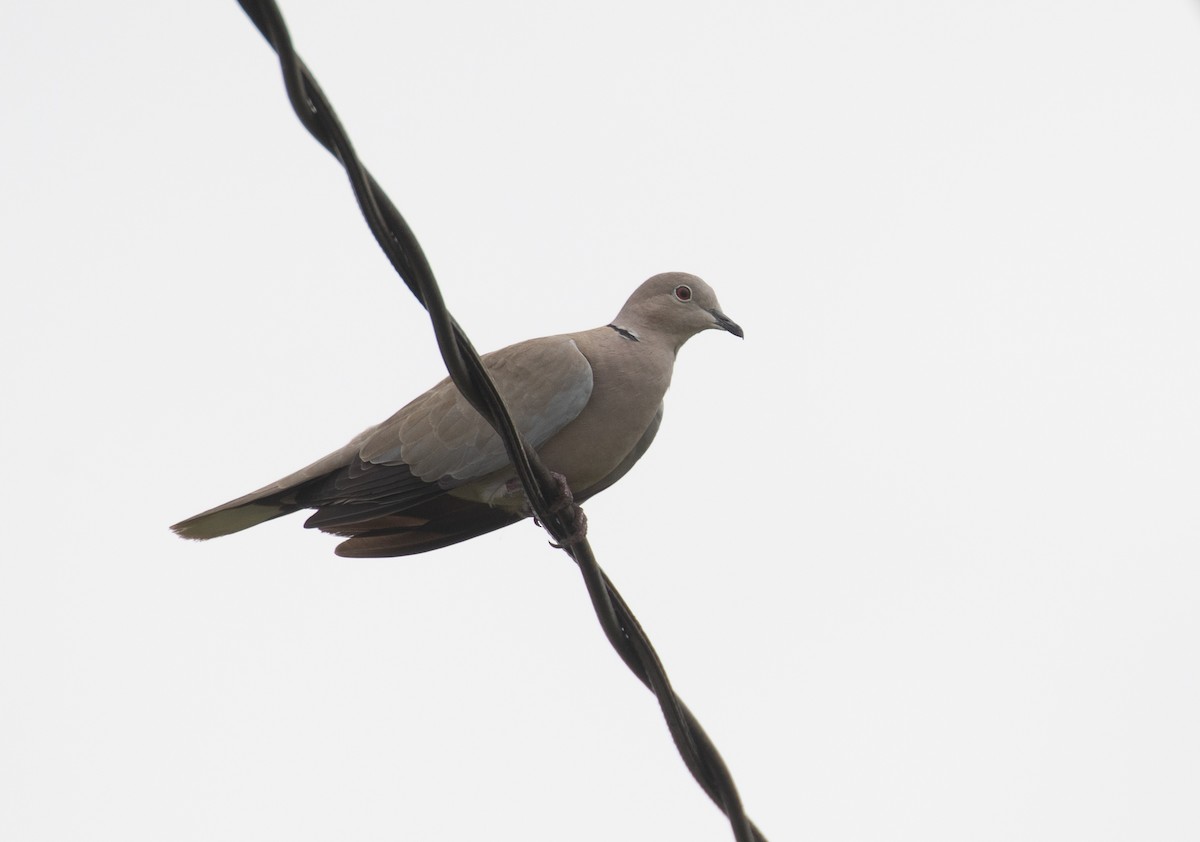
[233, 3, 766, 839]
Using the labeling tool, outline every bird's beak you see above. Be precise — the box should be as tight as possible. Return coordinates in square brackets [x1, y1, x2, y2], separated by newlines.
[708, 308, 744, 339]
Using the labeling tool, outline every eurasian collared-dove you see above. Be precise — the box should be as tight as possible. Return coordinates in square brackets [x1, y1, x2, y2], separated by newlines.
[172, 272, 742, 557]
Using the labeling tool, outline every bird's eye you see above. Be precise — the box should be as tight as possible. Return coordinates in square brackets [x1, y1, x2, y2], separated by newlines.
[674, 284, 693, 302]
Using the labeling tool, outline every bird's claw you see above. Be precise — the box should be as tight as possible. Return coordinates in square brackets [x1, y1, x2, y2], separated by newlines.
[539, 472, 587, 548]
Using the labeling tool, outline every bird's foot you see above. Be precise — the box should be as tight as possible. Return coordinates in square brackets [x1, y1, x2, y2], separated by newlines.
[544, 471, 588, 549]
[546, 471, 575, 514]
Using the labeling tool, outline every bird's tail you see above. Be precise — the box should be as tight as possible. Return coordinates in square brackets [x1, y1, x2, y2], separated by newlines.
[170, 496, 299, 541]
[171, 440, 365, 541]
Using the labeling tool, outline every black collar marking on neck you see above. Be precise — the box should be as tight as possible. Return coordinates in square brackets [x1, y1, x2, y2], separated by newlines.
[608, 324, 639, 341]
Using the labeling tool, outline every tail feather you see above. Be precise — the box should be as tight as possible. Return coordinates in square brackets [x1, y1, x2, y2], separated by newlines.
[171, 501, 298, 540]
[170, 438, 369, 541]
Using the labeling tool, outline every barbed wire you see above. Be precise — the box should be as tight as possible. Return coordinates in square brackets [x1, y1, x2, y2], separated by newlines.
[233, 3, 767, 839]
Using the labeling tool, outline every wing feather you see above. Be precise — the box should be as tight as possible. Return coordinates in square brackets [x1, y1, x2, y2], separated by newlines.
[359, 335, 593, 482]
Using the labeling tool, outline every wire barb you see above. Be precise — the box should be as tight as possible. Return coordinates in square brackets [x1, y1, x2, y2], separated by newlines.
[233, 3, 767, 840]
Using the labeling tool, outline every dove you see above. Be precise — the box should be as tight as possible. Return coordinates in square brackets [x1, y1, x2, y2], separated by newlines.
[171, 272, 742, 557]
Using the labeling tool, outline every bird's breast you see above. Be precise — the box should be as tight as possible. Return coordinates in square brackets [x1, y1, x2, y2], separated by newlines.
[535, 336, 674, 494]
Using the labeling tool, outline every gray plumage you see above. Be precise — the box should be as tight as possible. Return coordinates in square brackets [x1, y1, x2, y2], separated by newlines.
[171, 272, 742, 557]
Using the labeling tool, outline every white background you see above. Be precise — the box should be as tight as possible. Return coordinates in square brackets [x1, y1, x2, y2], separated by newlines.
[3, 2, 1199, 840]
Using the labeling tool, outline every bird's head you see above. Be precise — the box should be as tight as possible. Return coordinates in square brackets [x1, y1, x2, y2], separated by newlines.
[613, 272, 743, 350]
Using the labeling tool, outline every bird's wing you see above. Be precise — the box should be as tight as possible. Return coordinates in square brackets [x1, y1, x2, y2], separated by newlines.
[171, 335, 593, 540]
[357, 334, 594, 483]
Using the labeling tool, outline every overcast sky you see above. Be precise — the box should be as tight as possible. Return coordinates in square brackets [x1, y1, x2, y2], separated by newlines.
[3, 2, 1199, 841]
